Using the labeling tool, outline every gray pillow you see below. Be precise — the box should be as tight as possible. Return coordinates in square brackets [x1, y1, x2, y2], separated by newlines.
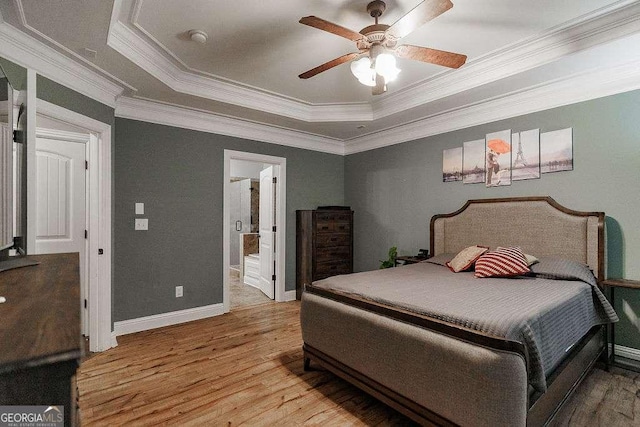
[530, 257, 596, 286]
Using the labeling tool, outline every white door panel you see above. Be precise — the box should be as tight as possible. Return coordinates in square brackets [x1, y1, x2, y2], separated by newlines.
[258, 166, 275, 299]
[35, 137, 87, 332]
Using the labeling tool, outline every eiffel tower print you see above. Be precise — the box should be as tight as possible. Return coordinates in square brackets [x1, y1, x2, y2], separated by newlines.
[514, 135, 527, 167]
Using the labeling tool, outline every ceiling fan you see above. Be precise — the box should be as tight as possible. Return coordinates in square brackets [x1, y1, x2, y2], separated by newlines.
[298, 0, 466, 95]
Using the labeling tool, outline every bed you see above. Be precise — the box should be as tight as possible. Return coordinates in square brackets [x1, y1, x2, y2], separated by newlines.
[300, 197, 618, 426]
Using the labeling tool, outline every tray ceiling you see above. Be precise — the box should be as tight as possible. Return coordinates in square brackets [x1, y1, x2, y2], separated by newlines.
[1, 0, 640, 148]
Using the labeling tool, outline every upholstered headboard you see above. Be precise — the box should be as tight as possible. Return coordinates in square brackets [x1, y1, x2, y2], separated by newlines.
[430, 197, 604, 280]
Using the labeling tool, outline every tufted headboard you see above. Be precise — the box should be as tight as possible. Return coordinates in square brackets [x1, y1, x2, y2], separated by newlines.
[430, 197, 604, 281]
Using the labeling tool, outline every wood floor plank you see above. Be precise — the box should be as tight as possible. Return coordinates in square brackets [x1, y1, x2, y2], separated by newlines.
[78, 301, 639, 426]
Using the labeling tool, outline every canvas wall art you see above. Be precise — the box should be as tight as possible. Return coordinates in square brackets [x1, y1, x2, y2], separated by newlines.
[442, 147, 463, 182]
[485, 130, 511, 187]
[462, 139, 485, 184]
[540, 128, 573, 173]
[511, 129, 540, 181]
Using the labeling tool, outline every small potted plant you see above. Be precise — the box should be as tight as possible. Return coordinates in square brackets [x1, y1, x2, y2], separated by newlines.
[379, 246, 397, 269]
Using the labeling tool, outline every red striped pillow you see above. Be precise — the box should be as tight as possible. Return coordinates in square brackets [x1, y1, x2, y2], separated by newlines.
[474, 247, 531, 278]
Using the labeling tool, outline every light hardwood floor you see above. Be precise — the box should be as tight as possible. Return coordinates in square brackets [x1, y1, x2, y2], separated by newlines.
[78, 302, 639, 426]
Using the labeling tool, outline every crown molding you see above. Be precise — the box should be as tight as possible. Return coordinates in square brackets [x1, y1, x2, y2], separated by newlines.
[108, 0, 640, 124]
[371, 0, 640, 119]
[344, 58, 640, 155]
[0, 21, 123, 108]
[115, 96, 345, 155]
[14, 0, 136, 93]
[108, 20, 372, 123]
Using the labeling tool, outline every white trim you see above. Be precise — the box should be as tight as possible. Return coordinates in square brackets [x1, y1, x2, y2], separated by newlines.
[35, 127, 90, 143]
[35, 99, 113, 352]
[115, 97, 345, 155]
[344, 58, 640, 154]
[25, 70, 36, 253]
[614, 344, 640, 361]
[371, 0, 640, 119]
[108, 15, 373, 123]
[113, 303, 225, 336]
[0, 21, 123, 108]
[283, 290, 297, 302]
[14, 0, 136, 93]
[223, 150, 287, 313]
[110, 333, 118, 348]
[106, 0, 640, 123]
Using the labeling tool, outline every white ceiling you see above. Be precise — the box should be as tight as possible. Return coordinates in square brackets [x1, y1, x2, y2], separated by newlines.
[1, 0, 640, 148]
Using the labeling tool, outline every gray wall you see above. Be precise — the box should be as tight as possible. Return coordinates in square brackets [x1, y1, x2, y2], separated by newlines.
[0, 58, 27, 91]
[36, 76, 114, 126]
[114, 118, 344, 321]
[345, 89, 640, 348]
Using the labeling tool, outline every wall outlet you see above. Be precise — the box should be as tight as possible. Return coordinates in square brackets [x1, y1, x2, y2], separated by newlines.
[175, 286, 183, 298]
[135, 218, 148, 230]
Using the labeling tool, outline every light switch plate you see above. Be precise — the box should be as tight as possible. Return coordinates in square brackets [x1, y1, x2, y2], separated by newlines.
[135, 218, 148, 230]
[135, 203, 144, 215]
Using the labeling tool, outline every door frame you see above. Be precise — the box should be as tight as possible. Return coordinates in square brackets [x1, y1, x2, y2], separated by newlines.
[223, 150, 287, 312]
[31, 99, 114, 352]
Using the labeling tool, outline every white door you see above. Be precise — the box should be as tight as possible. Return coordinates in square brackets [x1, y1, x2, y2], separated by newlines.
[258, 166, 275, 299]
[34, 137, 87, 333]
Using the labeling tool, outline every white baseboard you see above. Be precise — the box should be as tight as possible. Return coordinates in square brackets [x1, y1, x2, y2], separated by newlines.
[110, 333, 118, 348]
[283, 290, 297, 302]
[612, 344, 640, 361]
[114, 303, 224, 336]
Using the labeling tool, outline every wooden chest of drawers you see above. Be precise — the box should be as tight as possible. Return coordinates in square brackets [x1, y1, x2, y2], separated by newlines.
[296, 209, 353, 300]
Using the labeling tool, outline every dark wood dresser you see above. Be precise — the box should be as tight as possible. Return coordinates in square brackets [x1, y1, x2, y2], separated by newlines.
[296, 208, 353, 300]
[0, 253, 82, 426]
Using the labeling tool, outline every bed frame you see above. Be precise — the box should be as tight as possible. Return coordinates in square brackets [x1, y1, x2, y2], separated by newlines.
[302, 196, 606, 426]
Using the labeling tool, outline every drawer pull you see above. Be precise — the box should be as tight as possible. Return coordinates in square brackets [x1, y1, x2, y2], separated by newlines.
[330, 237, 337, 241]
[321, 226, 329, 230]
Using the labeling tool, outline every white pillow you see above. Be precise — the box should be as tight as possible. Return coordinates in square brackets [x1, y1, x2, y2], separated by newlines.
[446, 246, 489, 273]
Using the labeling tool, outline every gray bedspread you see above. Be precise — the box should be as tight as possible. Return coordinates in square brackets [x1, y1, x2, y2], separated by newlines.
[311, 261, 618, 392]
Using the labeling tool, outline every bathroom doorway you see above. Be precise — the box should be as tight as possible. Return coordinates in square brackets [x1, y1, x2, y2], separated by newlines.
[223, 151, 287, 312]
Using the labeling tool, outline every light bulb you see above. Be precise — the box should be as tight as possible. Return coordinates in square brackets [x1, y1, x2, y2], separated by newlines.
[350, 57, 371, 78]
[375, 53, 400, 82]
[382, 66, 401, 83]
[358, 68, 377, 87]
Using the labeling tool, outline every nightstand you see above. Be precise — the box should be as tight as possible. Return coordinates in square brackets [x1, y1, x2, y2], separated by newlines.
[600, 279, 640, 369]
[394, 256, 427, 266]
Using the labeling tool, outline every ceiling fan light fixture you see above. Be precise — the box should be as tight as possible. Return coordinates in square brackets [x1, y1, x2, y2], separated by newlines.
[358, 72, 377, 87]
[375, 53, 400, 82]
[351, 57, 376, 86]
[350, 57, 371, 76]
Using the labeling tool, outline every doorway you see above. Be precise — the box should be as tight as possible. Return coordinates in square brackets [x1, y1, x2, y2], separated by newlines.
[32, 99, 113, 352]
[223, 150, 287, 313]
[34, 124, 89, 336]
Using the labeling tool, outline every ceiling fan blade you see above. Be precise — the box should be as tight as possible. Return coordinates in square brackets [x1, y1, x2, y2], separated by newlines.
[372, 74, 386, 95]
[386, 0, 453, 40]
[299, 16, 363, 42]
[395, 44, 466, 68]
[299, 52, 361, 79]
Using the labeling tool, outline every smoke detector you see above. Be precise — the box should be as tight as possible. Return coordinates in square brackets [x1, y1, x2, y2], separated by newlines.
[188, 29, 208, 44]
